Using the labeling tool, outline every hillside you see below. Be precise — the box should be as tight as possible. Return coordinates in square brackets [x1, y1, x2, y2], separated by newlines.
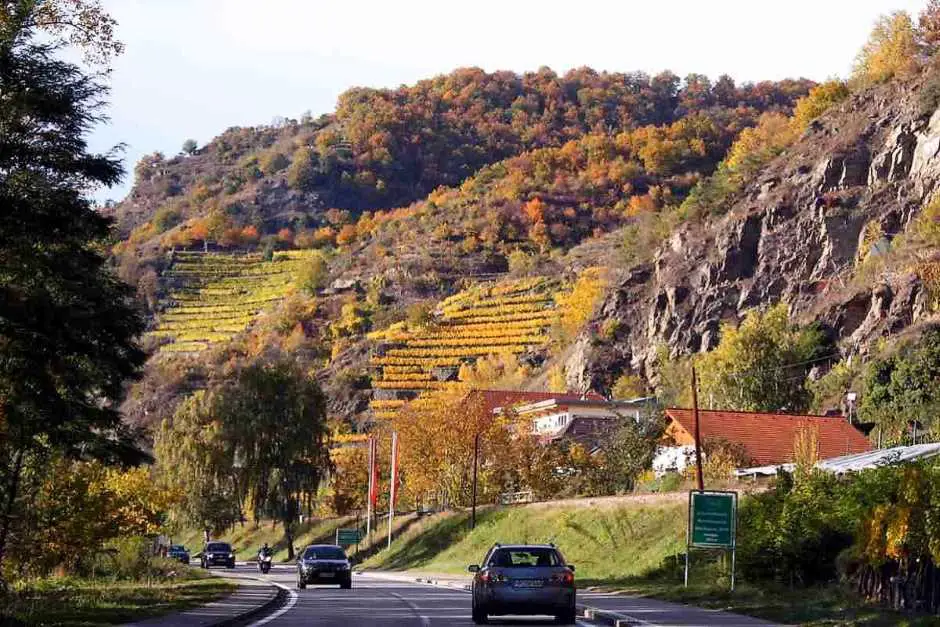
[564, 77, 940, 395]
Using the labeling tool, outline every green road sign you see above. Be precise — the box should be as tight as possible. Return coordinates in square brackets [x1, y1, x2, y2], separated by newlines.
[689, 491, 736, 549]
[336, 528, 361, 546]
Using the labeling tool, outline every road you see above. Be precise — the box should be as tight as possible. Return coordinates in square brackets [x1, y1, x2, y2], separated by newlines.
[229, 564, 585, 627]
[222, 564, 776, 627]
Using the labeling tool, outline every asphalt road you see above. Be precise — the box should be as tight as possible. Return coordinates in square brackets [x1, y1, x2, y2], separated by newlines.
[231, 564, 586, 627]
[220, 564, 776, 627]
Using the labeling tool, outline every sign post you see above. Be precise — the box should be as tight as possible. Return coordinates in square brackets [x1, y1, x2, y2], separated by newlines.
[685, 490, 737, 591]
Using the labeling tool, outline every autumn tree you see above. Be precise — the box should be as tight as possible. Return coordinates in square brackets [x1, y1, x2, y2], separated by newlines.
[696, 304, 830, 412]
[852, 11, 922, 85]
[0, 0, 144, 585]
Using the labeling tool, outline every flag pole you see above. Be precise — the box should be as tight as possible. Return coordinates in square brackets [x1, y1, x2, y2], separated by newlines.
[387, 432, 399, 549]
[366, 437, 374, 542]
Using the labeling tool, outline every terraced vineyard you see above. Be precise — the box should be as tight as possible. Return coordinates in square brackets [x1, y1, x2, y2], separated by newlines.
[367, 277, 563, 420]
[149, 250, 311, 354]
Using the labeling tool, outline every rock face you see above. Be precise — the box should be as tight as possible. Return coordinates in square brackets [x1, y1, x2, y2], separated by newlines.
[567, 82, 938, 393]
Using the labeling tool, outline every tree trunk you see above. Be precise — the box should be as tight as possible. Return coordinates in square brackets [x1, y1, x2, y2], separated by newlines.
[0, 448, 26, 591]
[203, 527, 210, 543]
[285, 522, 295, 561]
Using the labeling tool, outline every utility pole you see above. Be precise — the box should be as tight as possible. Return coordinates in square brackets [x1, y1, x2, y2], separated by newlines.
[471, 432, 480, 529]
[692, 364, 704, 491]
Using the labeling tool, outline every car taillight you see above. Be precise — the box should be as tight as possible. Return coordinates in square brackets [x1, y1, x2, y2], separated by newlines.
[551, 571, 574, 585]
[480, 571, 506, 584]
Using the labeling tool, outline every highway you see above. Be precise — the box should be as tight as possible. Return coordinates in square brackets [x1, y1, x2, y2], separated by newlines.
[221, 564, 776, 626]
[231, 564, 584, 627]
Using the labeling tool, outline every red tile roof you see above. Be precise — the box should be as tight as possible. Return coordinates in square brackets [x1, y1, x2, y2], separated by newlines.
[665, 408, 872, 466]
[468, 389, 606, 414]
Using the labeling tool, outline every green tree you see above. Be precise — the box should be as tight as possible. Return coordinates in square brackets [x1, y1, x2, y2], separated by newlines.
[214, 360, 330, 559]
[298, 249, 329, 295]
[287, 146, 318, 190]
[181, 138, 198, 155]
[697, 304, 828, 412]
[596, 409, 664, 493]
[858, 326, 940, 444]
[155, 392, 241, 541]
[0, 1, 145, 584]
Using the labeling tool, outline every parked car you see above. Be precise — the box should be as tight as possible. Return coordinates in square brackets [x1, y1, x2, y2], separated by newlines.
[167, 544, 190, 564]
[469, 543, 576, 625]
[200, 541, 236, 569]
[296, 544, 351, 590]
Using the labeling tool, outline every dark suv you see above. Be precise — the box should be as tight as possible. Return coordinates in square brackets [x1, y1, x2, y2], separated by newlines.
[296, 544, 352, 589]
[200, 541, 236, 569]
[469, 543, 576, 624]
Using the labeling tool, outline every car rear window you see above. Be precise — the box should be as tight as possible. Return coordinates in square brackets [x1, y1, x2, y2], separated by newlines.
[488, 548, 561, 567]
[206, 543, 231, 552]
[303, 546, 346, 560]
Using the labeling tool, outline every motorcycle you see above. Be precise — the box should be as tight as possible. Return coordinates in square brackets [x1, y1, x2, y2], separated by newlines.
[258, 551, 273, 574]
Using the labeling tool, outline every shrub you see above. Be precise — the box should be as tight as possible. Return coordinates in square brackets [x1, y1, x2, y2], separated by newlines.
[791, 81, 850, 130]
[259, 150, 289, 175]
[153, 206, 183, 233]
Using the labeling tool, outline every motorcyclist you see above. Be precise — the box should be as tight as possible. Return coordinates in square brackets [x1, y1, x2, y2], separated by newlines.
[257, 543, 273, 572]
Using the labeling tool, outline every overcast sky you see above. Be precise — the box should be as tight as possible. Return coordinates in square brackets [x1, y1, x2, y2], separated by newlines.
[91, 0, 929, 203]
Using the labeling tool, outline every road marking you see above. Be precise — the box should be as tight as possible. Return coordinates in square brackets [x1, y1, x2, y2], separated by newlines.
[246, 578, 298, 627]
[386, 590, 432, 626]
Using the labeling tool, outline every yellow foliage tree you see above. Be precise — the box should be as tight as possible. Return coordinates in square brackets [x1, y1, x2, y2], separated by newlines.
[852, 11, 922, 85]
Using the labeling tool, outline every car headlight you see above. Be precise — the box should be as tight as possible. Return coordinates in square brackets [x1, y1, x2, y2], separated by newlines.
[229, 553, 234, 558]
[206, 553, 213, 558]
[338, 562, 350, 570]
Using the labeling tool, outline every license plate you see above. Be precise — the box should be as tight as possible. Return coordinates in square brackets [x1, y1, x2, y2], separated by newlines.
[319, 572, 335, 578]
[512, 579, 543, 588]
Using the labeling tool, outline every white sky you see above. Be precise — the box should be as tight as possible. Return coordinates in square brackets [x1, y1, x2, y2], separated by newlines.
[91, 0, 929, 203]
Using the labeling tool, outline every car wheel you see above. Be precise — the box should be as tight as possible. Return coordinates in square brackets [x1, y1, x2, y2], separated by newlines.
[340, 578, 351, 589]
[555, 609, 577, 625]
[471, 603, 488, 624]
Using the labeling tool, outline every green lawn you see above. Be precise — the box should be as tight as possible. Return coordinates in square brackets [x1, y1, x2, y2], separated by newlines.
[363, 499, 688, 581]
[1, 570, 235, 626]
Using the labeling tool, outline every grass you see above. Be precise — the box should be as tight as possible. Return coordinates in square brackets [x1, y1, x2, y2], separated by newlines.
[361, 497, 940, 626]
[2, 570, 234, 626]
[362, 499, 688, 580]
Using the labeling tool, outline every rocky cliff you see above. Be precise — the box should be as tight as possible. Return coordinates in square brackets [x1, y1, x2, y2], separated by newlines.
[567, 80, 940, 392]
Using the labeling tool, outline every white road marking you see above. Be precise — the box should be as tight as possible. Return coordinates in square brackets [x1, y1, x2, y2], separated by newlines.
[247, 578, 298, 627]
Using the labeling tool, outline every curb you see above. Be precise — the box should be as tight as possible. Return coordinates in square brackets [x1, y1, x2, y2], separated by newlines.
[213, 576, 287, 627]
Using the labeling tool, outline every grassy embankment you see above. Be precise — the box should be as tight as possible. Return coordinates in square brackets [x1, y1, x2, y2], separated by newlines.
[361, 494, 940, 627]
[174, 512, 422, 564]
[2, 568, 235, 626]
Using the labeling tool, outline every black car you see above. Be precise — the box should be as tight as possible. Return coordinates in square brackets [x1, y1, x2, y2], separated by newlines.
[296, 544, 351, 589]
[469, 543, 576, 625]
[200, 541, 236, 569]
[167, 544, 190, 564]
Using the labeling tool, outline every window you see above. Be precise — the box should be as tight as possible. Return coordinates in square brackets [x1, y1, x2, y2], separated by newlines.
[303, 546, 347, 560]
[206, 542, 231, 552]
[487, 548, 562, 568]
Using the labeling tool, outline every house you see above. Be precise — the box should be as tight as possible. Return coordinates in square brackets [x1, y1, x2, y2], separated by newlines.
[469, 389, 654, 448]
[654, 407, 872, 474]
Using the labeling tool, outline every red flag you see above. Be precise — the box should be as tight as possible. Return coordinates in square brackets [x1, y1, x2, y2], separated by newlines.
[389, 432, 400, 512]
[368, 437, 379, 508]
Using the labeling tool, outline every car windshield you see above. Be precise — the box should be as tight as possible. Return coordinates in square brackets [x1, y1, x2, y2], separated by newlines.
[169, 545, 186, 551]
[303, 546, 346, 560]
[488, 548, 561, 568]
[206, 543, 231, 552]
